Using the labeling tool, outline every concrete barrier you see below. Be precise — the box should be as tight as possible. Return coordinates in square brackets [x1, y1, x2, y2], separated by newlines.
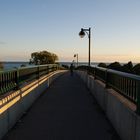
[76, 70, 140, 140]
[136, 116, 140, 140]
[0, 70, 66, 140]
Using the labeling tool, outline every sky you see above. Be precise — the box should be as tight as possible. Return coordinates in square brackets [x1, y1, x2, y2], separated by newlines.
[0, 0, 140, 63]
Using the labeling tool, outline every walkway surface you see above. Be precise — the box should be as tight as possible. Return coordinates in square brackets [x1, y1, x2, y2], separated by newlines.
[3, 72, 121, 140]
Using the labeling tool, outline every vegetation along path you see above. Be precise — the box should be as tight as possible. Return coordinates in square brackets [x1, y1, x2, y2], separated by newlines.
[3, 71, 121, 140]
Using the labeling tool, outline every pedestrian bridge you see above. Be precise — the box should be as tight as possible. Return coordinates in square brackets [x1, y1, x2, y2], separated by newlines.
[0, 65, 140, 140]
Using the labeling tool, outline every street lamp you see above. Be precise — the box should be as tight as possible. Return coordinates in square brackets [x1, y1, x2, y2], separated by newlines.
[79, 28, 91, 67]
[74, 54, 78, 67]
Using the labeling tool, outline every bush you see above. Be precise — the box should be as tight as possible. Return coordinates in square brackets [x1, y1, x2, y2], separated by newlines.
[107, 62, 122, 71]
[98, 63, 107, 68]
[20, 64, 26, 67]
[122, 61, 133, 73]
[61, 65, 69, 69]
[30, 50, 58, 65]
[133, 63, 140, 75]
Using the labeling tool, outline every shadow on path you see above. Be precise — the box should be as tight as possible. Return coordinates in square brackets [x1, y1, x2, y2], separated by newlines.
[3, 72, 121, 140]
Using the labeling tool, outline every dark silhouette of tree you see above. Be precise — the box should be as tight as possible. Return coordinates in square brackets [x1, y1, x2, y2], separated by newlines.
[97, 61, 140, 76]
[20, 64, 26, 67]
[122, 61, 133, 73]
[30, 51, 58, 65]
[62, 65, 69, 69]
[107, 62, 122, 71]
[98, 63, 107, 68]
[133, 63, 140, 75]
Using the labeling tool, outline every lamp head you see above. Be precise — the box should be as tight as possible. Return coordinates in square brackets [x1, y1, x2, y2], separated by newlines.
[79, 28, 85, 38]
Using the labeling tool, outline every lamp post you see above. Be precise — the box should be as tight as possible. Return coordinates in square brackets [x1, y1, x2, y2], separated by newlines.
[79, 28, 91, 67]
[74, 54, 78, 67]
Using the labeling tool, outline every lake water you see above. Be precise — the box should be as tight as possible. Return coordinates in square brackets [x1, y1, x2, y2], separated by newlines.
[3, 62, 31, 70]
[2, 62, 99, 70]
[2, 61, 136, 71]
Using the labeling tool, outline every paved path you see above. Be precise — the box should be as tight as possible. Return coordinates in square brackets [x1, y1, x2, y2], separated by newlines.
[3, 72, 120, 140]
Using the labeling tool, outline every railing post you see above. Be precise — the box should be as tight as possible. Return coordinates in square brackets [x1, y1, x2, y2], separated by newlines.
[0, 73, 2, 94]
[15, 69, 19, 90]
[1, 73, 5, 94]
[56, 64, 58, 71]
[105, 69, 109, 88]
[87, 66, 90, 75]
[94, 67, 96, 79]
[47, 65, 49, 74]
[37, 66, 40, 79]
[136, 81, 140, 115]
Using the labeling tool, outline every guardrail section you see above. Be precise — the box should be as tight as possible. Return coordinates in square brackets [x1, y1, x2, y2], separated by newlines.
[0, 64, 58, 95]
[77, 66, 140, 114]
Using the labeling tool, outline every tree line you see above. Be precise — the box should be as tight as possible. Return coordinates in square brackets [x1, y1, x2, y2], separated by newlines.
[98, 61, 140, 75]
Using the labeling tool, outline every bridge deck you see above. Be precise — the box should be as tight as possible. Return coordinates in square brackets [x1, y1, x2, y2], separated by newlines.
[3, 72, 120, 140]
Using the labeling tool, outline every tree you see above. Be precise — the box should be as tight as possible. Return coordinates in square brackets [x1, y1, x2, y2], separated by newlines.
[98, 63, 107, 68]
[30, 51, 58, 65]
[96, 61, 140, 76]
[133, 63, 140, 75]
[20, 64, 26, 67]
[122, 61, 133, 73]
[107, 62, 122, 71]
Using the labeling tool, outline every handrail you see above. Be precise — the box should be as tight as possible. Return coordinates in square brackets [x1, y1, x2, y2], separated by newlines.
[77, 65, 140, 114]
[0, 64, 58, 95]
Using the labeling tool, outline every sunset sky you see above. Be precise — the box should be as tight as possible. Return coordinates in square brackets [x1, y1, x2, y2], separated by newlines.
[0, 0, 140, 63]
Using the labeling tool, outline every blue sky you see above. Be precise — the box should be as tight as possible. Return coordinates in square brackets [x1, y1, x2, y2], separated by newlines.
[0, 0, 140, 62]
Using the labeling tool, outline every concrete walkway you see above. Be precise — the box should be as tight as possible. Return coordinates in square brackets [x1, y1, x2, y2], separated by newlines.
[3, 72, 120, 140]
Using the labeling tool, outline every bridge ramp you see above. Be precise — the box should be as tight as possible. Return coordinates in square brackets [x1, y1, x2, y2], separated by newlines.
[3, 72, 120, 140]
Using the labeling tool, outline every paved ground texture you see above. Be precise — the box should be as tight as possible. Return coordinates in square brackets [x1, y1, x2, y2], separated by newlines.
[3, 72, 121, 140]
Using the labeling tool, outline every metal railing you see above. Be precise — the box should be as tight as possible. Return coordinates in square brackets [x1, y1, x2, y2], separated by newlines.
[0, 64, 58, 95]
[77, 66, 140, 114]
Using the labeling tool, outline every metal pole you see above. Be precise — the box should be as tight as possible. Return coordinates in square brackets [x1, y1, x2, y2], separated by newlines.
[88, 28, 91, 67]
[79, 27, 91, 67]
[15, 69, 19, 90]
[77, 54, 78, 67]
